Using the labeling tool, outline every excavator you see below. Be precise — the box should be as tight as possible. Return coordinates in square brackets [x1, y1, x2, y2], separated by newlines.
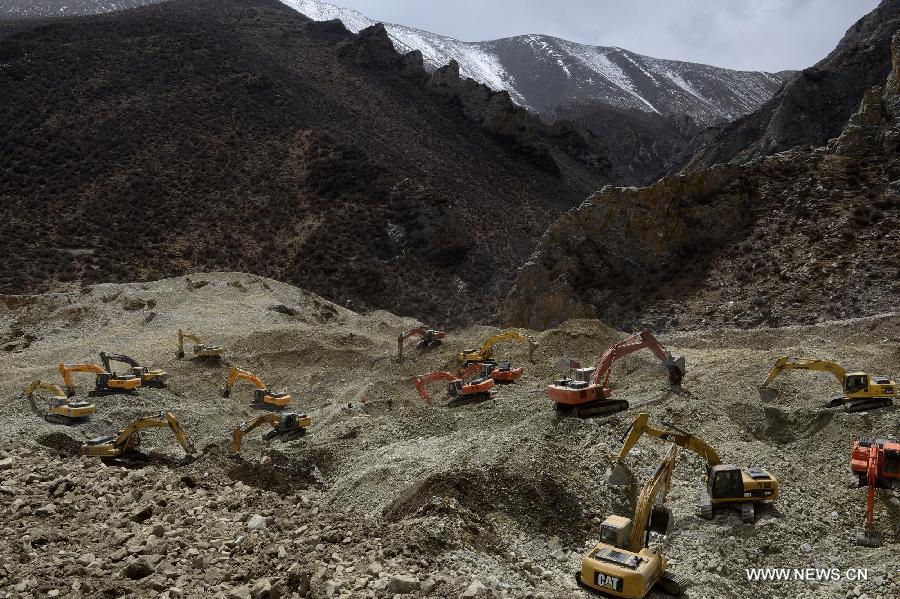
[58, 362, 142, 397]
[177, 329, 224, 360]
[850, 436, 900, 547]
[220, 367, 292, 409]
[412, 363, 495, 406]
[578, 443, 685, 598]
[761, 357, 896, 412]
[458, 330, 537, 366]
[81, 411, 195, 459]
[231, 412, 312, 455]
[549, 330, 685, 418]
[99, 352, 168, 387]
[611, 412, 779, 523]
[396, 327, 446, 362]
[22, 380, 96, 424]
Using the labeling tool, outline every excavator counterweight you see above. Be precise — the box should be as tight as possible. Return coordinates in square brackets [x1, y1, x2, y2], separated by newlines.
[220, 367, 292, 409]
[550, 330, 684, 418]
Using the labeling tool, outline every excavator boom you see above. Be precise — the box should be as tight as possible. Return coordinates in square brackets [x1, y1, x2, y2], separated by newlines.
[592, 330, 684, 387]
[220, 367, 291, 408]
[761, 357, 847, 388]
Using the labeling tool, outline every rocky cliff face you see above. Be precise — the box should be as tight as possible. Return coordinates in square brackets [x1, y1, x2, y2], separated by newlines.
[502, 32, 900, 332]
[685, 0, 900, 171]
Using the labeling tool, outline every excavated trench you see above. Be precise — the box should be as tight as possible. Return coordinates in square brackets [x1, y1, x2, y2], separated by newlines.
[727, 404, 834, 445]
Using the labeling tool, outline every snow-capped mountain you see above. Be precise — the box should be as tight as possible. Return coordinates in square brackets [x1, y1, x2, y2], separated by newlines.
[282, 0, 785, 125]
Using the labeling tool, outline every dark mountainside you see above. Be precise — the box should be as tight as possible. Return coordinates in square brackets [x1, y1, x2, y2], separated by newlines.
[685, 0, 900, 171]
[0, 0, 163, 19]
[0, 0, 612, 326]
[502, 30, 900, 332]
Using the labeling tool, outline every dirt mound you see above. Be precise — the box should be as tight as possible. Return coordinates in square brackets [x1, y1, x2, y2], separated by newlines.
[36, 431, 81, 455]
[383, 467, 584, 541]
[727, 404, 835, 445]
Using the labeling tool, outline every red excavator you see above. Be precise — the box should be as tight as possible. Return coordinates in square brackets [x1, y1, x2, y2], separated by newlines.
[397, 327, 446, 362]
[850, 436, 900, 547]
[413, 363, 494, 406]
[548, 330, 685, 418]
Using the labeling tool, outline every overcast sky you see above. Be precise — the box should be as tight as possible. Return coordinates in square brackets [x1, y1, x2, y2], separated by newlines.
[323, 0, 880, 72]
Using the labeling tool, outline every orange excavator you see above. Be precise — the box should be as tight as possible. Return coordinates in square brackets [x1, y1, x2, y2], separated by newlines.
[58, 362, 142, 397]
[397, 327, 447, 362]
[548, 330, 685, 418]
[220, 367, 291, 409]
[413, 363, 495, 406]
[850, 436, 900, 547]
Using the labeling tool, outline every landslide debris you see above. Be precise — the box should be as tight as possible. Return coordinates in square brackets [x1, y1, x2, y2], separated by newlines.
[0, 272, 897, 598]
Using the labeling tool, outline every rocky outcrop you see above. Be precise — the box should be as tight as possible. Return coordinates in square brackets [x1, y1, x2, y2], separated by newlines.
[685, 0, 900, 171]
[503, 32, 900, 332]
[338, 23, 425, 79]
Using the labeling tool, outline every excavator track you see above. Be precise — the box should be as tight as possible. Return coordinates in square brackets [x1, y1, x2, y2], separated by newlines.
[572, 399, 629, 419]
[655, 571, 688, 596]
[698, 483, 713, 520]
[447, 393, 492, 408]
[843, 397, 893, 412]
[855, 527, 883, 547]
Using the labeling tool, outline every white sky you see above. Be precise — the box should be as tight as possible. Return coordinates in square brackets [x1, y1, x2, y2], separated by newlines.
[322, 0, 881, 72]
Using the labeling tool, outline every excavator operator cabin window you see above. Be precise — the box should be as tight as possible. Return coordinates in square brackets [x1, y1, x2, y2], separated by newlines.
[599, 525, 619, 546]
[846, 375, 867, 393]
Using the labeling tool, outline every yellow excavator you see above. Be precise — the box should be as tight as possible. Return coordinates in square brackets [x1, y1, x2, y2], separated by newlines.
[230, 412, 312, 455]
[58, 362, 141, 397]
[578, 443, 685, 598]
[458, 330, 537, 365]
[177, 329, 224, 359]
[22, 380, 96, 424]
[220, 367, 292, 409]
[612, 412, 778, 523]
[761, 357, 896, 412]
[100, 352, 168, 387]
[81, 411, 195, 459]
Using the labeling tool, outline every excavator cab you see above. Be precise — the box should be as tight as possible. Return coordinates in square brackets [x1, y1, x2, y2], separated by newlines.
[598, 515, 632, 549]
[844, 373, 869, 394]
[709, 466, 745, 500]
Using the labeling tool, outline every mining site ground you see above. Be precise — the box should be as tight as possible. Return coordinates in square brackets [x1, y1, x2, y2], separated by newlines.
[0, 272, 897, 599]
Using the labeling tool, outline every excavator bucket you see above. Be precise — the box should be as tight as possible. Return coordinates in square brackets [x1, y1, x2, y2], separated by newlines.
[665, 355, 686, 386]
[855, 528, 882, 548]
[608, 460, 637, 486]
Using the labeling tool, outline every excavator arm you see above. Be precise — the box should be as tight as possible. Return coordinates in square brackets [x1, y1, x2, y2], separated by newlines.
[412, 371, 458, 405]
[626, 443, 678, 553]
[592, 330, 685, 388]
[220, 367, 266, 396]
[23, 380, 67, 399]
[761, 357, 847, 388]
[613, 412, 722, 481]
[58, 363, 103, 397]
[99, 352, 139, 372]
[84, 412, 195, 457]
[231, 414, 281, 453]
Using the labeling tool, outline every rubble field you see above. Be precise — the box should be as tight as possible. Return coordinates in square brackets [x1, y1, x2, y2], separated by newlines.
[0, 272, 897, 599]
